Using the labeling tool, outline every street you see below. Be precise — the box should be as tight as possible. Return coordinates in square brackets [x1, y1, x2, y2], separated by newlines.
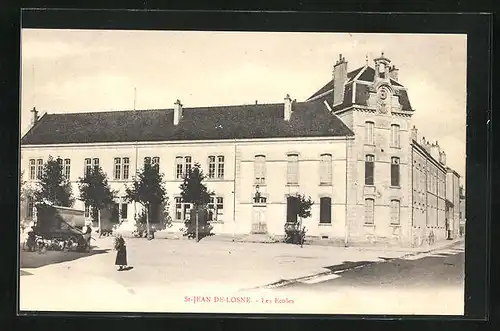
[19, 237, 465, 315]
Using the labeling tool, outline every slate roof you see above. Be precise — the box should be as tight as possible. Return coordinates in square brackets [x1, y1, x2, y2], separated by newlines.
[21, 100, 354, 145]
[306, 65, 412, 111]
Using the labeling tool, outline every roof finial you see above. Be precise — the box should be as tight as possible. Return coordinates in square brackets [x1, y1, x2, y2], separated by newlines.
[381, 51, 385, 57]
[365, 54, 368, 65]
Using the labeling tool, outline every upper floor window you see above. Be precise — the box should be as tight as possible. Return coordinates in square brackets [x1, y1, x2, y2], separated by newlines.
[365, 198, 375, 225]
[144, 156, 160, 172]
[114, 157, 129, 180]
[391, 157, 400, 187]
[36, 159, 43, 179]
[319, 153, 332, 185]
[319, 197, 332, 224]
[286, 153, 299, 185]
[64, 159, 71, 180]
[365, 154, 375, 185]
[254, 155, 266, 185]
[390, 124, 401, 148]
[85, 158, 100, 175]
[29, 159, 36, 180]
[390, 199, 400, 225]
[208, 155, 225, 179]
[365, 121, 375, 145]
[176, 156, 192, 179]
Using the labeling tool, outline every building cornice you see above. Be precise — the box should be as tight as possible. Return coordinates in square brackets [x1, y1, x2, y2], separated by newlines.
[21, 135, 355, 149]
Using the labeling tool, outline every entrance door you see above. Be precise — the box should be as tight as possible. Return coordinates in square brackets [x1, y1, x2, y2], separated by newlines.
[251, 206, 267, 234]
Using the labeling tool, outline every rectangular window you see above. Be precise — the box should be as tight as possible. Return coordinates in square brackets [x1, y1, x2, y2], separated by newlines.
[365, 121, 374, 145]
[287, 154, 299, 185]
[365, 155, 375, 185]
[254, 155, 266, 185]
[208, 156, 216, 178]
[114, 158, 121, 179]
[391, 157, 400, 187]
[84, 204, 90, 218]
[152, 157, 160, 172]
[93, 158, 99, 170]
[144, 157, 151, 167]
[175, 197, 182, 220]
[391, 124, 400, 148]
[64, 159, 71, 180]
[320, 153, 332, 185]
[390, 199, 400, 225]
[36, 159, 43, 179]
[123, 158, 130, 179]
[27, 196, 34, 218]
[365, 198, 375, 224]
[121, 203, 128, 220]
[185, 156, 192, 175]
[217, 156, 225, 179]
[29, 159, 36, 180]
[319, 197, 332, 223]
[176, 157, 184, 179]
[85, 158, 92, 176]
[216, 197, 224, 215]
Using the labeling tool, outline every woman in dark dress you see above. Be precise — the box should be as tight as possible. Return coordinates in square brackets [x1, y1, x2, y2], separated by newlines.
[114, 235, 128, 271]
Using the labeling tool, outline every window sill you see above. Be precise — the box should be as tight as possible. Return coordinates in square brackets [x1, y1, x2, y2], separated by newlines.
[254, 183, 266, 187]
[390, 224, 401, 227]
[363, 223, 375, 228]
[286, 183, 299, 187]
[390, 186, 401, 189]
[390, 146, 401, 149]
[364, 143, 376, 147]
[318, 223, 332, 226]
[319, 183, 333, 187]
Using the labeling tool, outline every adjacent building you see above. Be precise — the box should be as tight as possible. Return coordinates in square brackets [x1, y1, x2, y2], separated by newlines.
[20, 52, 463, 247]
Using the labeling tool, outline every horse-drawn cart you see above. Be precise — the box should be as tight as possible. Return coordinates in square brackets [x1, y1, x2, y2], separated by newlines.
[25, 203, 91, 253]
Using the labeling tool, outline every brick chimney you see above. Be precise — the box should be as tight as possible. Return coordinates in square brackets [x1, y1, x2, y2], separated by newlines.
[389, 65, 399, 82]
[30, 107, 39, 126]
[440, 151, 447, 165]
[284, 94, 293, 121]
[173, 99, 183, 126]
[430, 141, 441, 160]
[333, 54, 348, 105]
[410, 125, 418, 141]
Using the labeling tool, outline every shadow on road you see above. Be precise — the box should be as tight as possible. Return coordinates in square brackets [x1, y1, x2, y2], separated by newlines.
[20, 248, 110, 269]
[277, 248, 465, 290]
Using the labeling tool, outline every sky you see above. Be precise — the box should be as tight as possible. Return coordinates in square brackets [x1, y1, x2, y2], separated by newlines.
[20, 30, 467, 181]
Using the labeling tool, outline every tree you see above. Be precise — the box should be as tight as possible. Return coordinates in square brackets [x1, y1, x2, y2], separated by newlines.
[179, 162, 212, 242]
[78, 166, 116, 237]
[125, 162, 167, 239]
[34, 156, 75, 207]
[284, 193, 314, 246]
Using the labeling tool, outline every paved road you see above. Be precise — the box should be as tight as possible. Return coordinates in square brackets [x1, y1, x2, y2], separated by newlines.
[274, 241, 465, 290]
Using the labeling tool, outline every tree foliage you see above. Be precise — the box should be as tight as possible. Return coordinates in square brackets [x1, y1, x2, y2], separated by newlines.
[295, 193, 314, 221]
[34, 156, 75, 207]
[179, 162, 212, 206]
[125, 163, 167, 237]
[77, 166, 116, 212]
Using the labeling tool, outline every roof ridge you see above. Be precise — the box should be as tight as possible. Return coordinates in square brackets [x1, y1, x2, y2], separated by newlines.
[40, 102, 288, 116]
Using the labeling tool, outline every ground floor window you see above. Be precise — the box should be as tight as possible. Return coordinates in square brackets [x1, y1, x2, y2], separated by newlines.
[365, 198, 375, 225]
[390, 199, 400, 225]
[27, 196, 34, 218]
[319, 197, 332, 223]
[174, 197, 193, 221]
[208, 196, 224, 222]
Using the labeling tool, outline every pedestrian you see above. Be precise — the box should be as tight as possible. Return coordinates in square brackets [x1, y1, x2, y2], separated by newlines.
[114, 234, 128, 271]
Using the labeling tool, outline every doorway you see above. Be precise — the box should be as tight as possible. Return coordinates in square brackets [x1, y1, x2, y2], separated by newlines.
[251, 206, 267, 234]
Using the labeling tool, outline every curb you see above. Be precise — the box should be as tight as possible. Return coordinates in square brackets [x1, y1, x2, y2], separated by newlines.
[243, 238, 464, 291]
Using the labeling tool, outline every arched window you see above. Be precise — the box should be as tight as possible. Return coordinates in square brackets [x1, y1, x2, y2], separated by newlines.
[365, 198, 375, 224]
[391, 157, 400, 187]
[286, 153, 299, 185]
[390, 199, 400, 225]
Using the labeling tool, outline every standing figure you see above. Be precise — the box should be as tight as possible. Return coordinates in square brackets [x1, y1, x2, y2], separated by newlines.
[114, 235, 128, 271]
